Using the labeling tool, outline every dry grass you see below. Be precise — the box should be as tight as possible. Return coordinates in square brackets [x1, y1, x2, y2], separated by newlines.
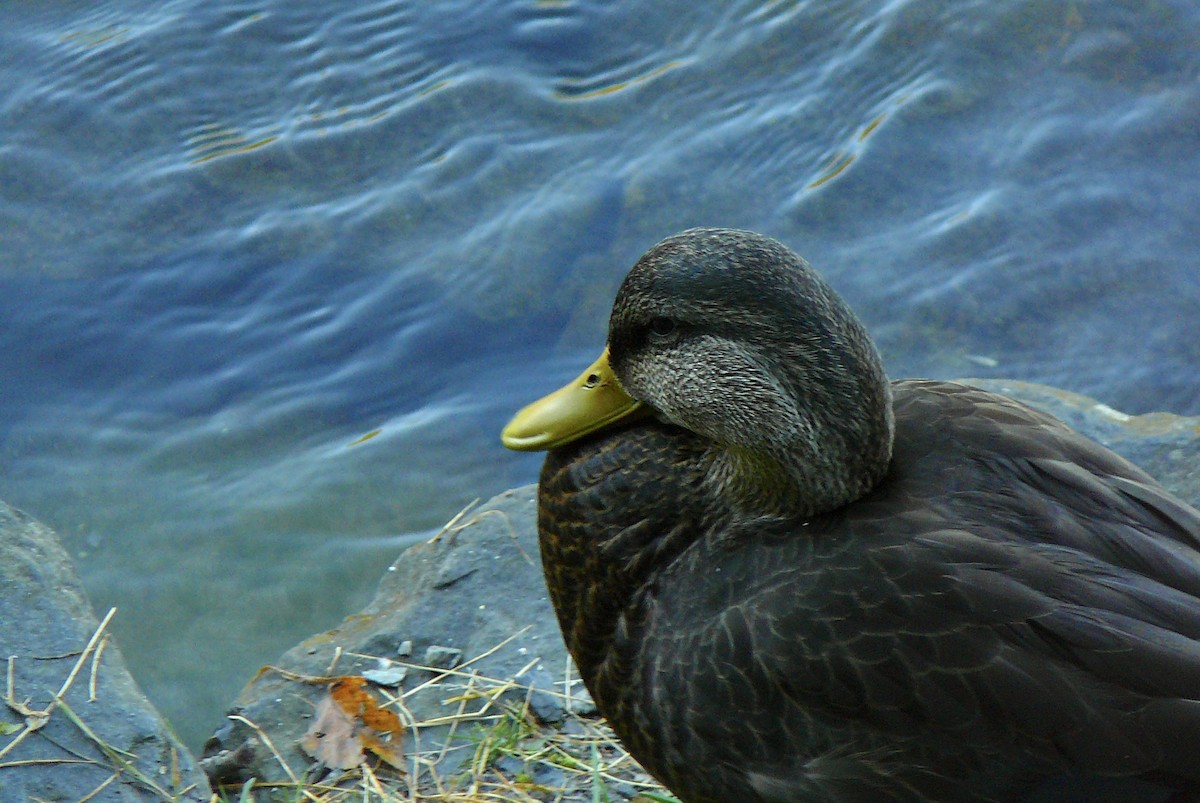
[2, 607, 207, 801]
[205, 501, 678, 802]
[215, 652, 678, 803]
[2, 500, 677, 803]
[3, 608, 676, 803]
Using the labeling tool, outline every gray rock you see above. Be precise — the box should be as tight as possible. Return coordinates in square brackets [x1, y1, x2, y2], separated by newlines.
[200, 382, 1200, 797]
[423, 645, 463, 669]
[361, 661, 408, 687]
[0, 502, 211, 802]
[201, 486, 572, 793]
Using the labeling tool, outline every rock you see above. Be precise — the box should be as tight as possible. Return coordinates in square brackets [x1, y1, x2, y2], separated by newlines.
[201, 486, 582, 794]
[0, 502, 212, 802]
[423, 645, 463, 669]
[360, 661, 408, 687]
[200, 382, 1200, 798]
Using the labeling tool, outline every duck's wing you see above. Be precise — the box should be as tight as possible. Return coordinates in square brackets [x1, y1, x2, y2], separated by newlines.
[636, 382, 1200, 799]
[638, 507, 1200, 802]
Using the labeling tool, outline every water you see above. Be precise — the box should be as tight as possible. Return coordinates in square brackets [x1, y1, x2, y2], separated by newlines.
[1, 0, 1197, 750]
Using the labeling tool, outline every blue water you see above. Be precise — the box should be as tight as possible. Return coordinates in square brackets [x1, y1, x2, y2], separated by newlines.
[1, 0, 1197, 750]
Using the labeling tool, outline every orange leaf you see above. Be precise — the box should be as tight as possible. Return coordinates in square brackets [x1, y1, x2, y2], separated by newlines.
[331, 676, 373, 715]
[300, 676, 406, 771]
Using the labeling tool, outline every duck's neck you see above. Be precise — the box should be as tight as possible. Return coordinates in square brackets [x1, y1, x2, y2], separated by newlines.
[706, 448, 815, 518]
[707, 379, 896, 519]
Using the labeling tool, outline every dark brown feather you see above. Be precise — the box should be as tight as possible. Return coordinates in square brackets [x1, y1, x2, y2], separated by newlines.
[520, 228, 1200, 803]
[538, 380, 1200, 803]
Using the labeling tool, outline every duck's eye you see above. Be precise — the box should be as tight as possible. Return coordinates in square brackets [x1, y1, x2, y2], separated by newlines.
[648, 316, 677, 341]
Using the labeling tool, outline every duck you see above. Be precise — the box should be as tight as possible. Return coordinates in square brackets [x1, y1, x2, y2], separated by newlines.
[501, 228, 1200, 803]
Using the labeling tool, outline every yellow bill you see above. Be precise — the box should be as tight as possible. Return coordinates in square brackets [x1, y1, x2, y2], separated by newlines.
[501, 347, 645, 451]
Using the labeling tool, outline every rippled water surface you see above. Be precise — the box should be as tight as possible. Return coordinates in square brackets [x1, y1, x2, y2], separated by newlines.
[2, 0, 1198, 748]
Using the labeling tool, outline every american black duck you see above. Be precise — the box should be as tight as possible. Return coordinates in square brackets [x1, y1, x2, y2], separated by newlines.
[501, 228, 1200, 803]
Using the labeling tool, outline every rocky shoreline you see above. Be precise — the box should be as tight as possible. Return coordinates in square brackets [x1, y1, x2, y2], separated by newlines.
[3, 380, 1198, 801]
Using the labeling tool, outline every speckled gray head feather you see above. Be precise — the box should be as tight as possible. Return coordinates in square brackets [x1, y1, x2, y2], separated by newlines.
[606, 228, 894, 517]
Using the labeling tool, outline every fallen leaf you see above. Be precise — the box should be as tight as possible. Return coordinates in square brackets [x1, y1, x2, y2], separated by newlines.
[300, 676, 406, 771]
[300, 695, 363, 769]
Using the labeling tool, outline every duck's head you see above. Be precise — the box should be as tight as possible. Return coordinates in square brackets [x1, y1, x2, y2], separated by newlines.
[503, 228, 894, 517]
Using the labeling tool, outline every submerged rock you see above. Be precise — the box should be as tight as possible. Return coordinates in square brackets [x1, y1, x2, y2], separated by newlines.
[202, 381, 1200, 797]
[0, 502, 212, 802]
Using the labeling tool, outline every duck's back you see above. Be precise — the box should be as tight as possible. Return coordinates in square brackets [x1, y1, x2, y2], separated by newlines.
[539, 380, 1200, 803]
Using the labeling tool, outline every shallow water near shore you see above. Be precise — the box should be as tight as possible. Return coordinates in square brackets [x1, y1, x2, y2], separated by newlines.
[1, 0, 1198, 749]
